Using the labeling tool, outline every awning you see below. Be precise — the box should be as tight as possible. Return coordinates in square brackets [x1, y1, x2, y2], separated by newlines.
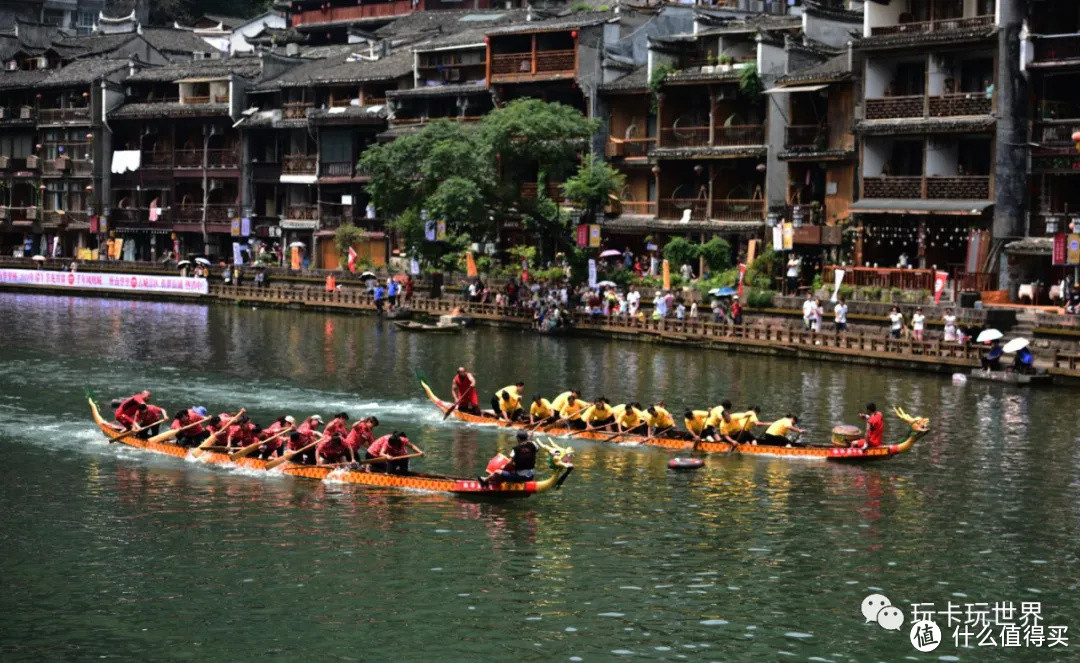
[280, 219, 318, 230]
[764, 84, 828, 94]
[850, 199, 993, 215]
[111, 150, 141, 174]
[177, 77, 229, 83]
[280, 175, 317, 185]
[1005, 237, 1053, 256]
[602, 216, 764, 234]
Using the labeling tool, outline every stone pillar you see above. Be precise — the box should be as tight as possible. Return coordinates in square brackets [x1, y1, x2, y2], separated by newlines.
[992, 0, 1028, 290]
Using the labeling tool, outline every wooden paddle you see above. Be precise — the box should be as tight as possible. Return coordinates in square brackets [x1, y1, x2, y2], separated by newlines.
[147, 414, 215, 444]
[324, 451, 425, 469]
[197, 408, 245, 450]
[442, 385, 474, 421]
[111, 417, 168, 443]
[642, 425, 673, 444]
[265, 434, 325, 470]
[229, 426, 292, 460]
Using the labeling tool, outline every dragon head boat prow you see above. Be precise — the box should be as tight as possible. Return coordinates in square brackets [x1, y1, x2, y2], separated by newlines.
[888, 407, 930, 455]
[538, 438, 575, 470]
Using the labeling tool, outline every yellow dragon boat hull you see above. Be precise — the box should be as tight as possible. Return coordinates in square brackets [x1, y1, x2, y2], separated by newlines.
[420, 380, 921, 462]
[89, 399, 571, 498]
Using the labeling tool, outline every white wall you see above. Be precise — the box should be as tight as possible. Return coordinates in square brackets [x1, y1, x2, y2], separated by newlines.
[865, 58, 893, 98]
[862, 137, 889, 177]
[865, 0, 904, 37]
[231, 14, 287, 54]
[925, 138, 958, 176]
[757, 40, 786, 77]
[927, 53, 948, 95]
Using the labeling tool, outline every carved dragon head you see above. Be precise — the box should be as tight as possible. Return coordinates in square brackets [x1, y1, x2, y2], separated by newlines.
[893, 407, 930, 436]
[538, 438, 575, 470]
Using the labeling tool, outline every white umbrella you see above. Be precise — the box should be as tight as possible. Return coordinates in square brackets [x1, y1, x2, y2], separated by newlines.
[31, 255, 46, 261]
[1002, 338, 1029, 354]
[288, 241, 307, 249]
[599, 249, 621, 258]
[596, 280, 616, 288]
[176, 260, 192, 267]
[976, 329, 1003, 343]
[194, 257, 211, 266]
[359, 271, 377, 279]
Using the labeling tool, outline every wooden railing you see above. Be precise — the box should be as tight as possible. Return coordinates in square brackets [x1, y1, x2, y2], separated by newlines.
[605, 137, 655, 158]
[715, 124, 765, 146]
[37, 108, 91, 124]
[320, 161, 354, 177]
[658, 198, 707, 221]
[0, 206, 37, 220]
[143, 150, 173, 168]
[711, 199, 764, 221]
[617, 201, 657, 216]
[784, 124, 827, 150]
[290, 0, 412, 26]
[659, 124, 764, 148]
[863, 176, 991, 200]
[863, 176, 923, 199]
[957, 271, 997, 292]
[282, 102, 312, 119]
[283, 154, 317, 175]
[175, 149, 202, 168]
[490, 50, 575, 77]
[284, 204, 319, 220]
[184, 95, 211, 105]
[660, 125, 709, 147]
[823, 265, 935, 290]
[865, 95, 924, 120]
[866, 93, 992, 120]
[174, 205, 233, 223]
[869, 14, 994, 36]
[1033, 34, 1080, 63]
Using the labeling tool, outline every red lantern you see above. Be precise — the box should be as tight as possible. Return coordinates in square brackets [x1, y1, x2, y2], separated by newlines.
[1072, 130, 1080, 142]
[571, 30, 577, 38]
[483, 36, 489, 44]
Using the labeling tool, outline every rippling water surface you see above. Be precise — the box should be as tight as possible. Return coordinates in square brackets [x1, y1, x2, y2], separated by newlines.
[0, 293, 1077, 662]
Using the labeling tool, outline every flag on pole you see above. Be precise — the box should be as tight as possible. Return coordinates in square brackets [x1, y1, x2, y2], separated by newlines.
[831, 268, 845, 302]
[737, 263, 747, 297]
[347, 246, 358, 273]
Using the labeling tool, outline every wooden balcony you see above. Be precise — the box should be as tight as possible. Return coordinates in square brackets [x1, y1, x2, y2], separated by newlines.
[605, 137, 655, 158]
[865, 96, 923, 120]
[863, 176, 991, 200]
[616, 200, 657, 216]
[824, 265, 935, 291]
[283, 154, 317, 175]
[282, 102, 312, 119]
[659, 125, 764, 149]
[174, 149, 239, 169]
[42, 157, 92, 177]
[184, 95, 211, 105]
[658, 198, 707, 221]
[1032, 34, 1080, 64]
[37, 107, 91, 125]
[284, 204, 319, 220]
[711, 199, 764, 221]
[175, 205, 234, 224]
[320, 161, 355, 178]
[784, 124, 828, 150]
[0, 206, 37, 221]
[290, 0, 412, 27]
[928, 93, 992, 117]
[143, 149, 173, 169]
[490, 49, 576, 81]
[869, 14, 994, 37]
[866, 93, 992, 120]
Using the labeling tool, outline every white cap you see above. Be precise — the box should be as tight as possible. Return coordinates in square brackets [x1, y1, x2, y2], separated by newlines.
[284, 415, 296, 425]
[310, 414, 324, 424]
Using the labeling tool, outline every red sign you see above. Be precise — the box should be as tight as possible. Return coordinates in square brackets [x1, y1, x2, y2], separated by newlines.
[1053, 233, 1067, 265]
[576, 224, 589, 248]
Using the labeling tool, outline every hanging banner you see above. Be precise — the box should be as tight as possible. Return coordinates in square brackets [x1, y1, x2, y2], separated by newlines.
[241, 217, 251, 237]
[410, 257, 420, 275]
[662, 259, 670, 290]
[232, 242, 243, 266]
[436, 220, 447, 242]
[831, 268, 845, 302]
[1053, 233, 1067, 265]
[576, 224, 589, 248]
[737, 263, 747, 298]
[110, 238, 124, 260]
[933, 271, 949, 304]
[587, 258, 597, 288]
[782, 222, 794, 251]
[290, 246, 301, 270]
[347, 247, 358, 273]
[1069, 234, 1080, 265]
[231, 218, 241, 237]
[465, 251, 478, 277]
[0, 268, 208, 295]
[424, 219, 436, 242]
[51, 236, 60, 258]
[588, 224, 601, 248]
[772, 225, 784, 252]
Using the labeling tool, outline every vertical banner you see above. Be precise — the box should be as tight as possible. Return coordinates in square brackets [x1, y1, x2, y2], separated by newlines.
[576, 224, 589, 248]
[587, 258, 597, 288]
[1053, 233, 1067, 265]
[588, 224, 601, 248]
[737, 263, 747, 298]
[772, 224, 784, 251]
[51, 236, 60, 257]
[410, 257, 420, 275]
[230, 218, 241, 237]
[1069, 234, 1080, 265]
[465, 251, 478, 277]
[347, 247, 358, 273]
[746, 239, 758, 264]
[232, 242, 243, 266]
[782, 222, 794, 251]
[424, 219, 436, 242]
[173, 238, 180, 262]
[240, 217, 251, 237]
[290, 246, 301, 270]
[436, 220, 447, 242]
[933, 271, 949, 304]
[662, 259, 670, 290]
[831, 268, 845, 302]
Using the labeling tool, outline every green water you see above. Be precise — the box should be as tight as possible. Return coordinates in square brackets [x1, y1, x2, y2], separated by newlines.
[0, 293, 1076, 662]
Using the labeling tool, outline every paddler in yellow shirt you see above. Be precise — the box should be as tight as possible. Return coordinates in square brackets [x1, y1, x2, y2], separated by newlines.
[644, 403, 674, 437]
[683, 409, 711, 442]
[761, 413, 806, 447]
[612, 402, 646, 435]
[557, 393, 588, 430]
[528, 394, 556, 426]
[549, 389, 580, 414]
[581, 397, 615, 431]
[720, 406, 765, 445]
[705, 400, 731, 433]
[491, 381, 525, 422]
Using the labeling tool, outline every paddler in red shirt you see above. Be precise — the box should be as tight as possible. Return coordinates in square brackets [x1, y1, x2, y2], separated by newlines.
[257, 416, 295, 458]
[295, 414, 324, 446]
[115, 390, 151, 429]
[132, 403, 166, 439]
[225, 416, 259, 449]
[344, 416, 378, 462]
[316, 434, 349, 465]
[451, 367, 479, 414]
[171, 407, 209, 447]
[366, 431, 423, 474]
[322, 412, 349, 439]
[853, 403, 884, 449]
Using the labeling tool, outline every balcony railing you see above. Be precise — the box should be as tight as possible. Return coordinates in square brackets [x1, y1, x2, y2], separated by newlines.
[823, 265, 935, 291]
[1032, 34, 1080, 64]
[490, 50, 576, 78]
[1034, 120, 1080, 146]
[283, 154, 317, 175]
[520, 182, 565, 201]
[711, 199, 764, 221]
[863, 176, 991, 200]
[41, 157, 92, 176]
[865, 95, 924, 120]
[284, 204, 319, 220]
[0, 206, 37, 220]
[659, 125, 764, 148]
[290, 0, 412, 26]
[42, 209, 90, 225]
[869, 14, 994, 37]
[605, 137, 656, 158]
[320, 161, 355, 177]
[616, 201, 657, 216]
[282, 102, 312, 119]
[175, 149, 202, 168]
[784, 124, 828, 150]
[184, 95, 211, 105]
[865, 93, 992, 120]
[928, 93, 992, 117]
[174, 149, 239, 169]
[658, 199, 707, 221]
[143, 149, 173, 169]
[37, 107, 91, 125]
[175, 205, 234, 223]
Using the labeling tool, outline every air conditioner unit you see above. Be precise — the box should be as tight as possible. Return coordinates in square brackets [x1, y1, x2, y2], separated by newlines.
[6, 60, 16, 71]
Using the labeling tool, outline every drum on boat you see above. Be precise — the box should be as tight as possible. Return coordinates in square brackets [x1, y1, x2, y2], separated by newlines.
[668, 457, 705, 471]
[831, 425, 862, 447]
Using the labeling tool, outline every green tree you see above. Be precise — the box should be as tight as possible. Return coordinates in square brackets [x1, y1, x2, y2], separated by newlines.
[333, 223, 367, 263]
[699, 236, 732, 271]
[662, 237, 699, 268]
[561, 154, 625, 223]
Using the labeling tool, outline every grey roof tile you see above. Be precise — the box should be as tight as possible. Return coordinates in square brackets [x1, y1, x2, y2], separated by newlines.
[40, 58, 129, 88]
[127, 56, 263, 82]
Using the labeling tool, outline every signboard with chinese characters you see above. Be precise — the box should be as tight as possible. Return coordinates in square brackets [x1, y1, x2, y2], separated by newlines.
[0, 268, 208, 295]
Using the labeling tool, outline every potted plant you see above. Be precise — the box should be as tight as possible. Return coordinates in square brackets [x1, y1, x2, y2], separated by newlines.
[718, 54, 733, 73]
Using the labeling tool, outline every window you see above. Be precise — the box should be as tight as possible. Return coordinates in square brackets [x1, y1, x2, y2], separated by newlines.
[77, 10, 95, 28]
[320, 130, 352, 164]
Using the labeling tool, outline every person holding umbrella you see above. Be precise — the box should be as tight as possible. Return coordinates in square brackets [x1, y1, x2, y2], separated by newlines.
[981, 339, 1004, 372]
[1004, 338, 1034, 374]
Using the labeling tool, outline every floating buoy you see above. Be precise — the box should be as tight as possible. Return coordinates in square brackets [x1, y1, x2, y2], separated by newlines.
[952, 373, 967, 384]
[668, 457, 705, 471]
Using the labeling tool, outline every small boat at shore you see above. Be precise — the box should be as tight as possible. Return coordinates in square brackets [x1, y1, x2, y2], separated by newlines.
[967, 369, 1051, 385]
[420, 380, 928, 462]
[393, 320, 463, 333]
[88, 398, 574, 498]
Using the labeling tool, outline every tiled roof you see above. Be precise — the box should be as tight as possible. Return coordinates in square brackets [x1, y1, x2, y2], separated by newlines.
[51, 33, 138, 59]
[110, 101, 230, 118]
[387, 83, 489, 99]
[375, 9, 527, 39]
[803, 0, 863, 24]
[40, 58, 129, 88]
[776, 54, 852, 85]
[309, 105, 389, 124]
[854, 25, 997, 51]
[0, 68, 50, 89]
[484, 11, 615, 36]
[777, 148, 855, 162]
[202, 14, 250, 29]
[665, 67, 742, 85]
[694, 12, 801, 35]
[599, 65, 648, 93]
[127, 57, 263, 82]
[1005, 236, 1053, 255]
[256, 48, 412, 89]
[141, 28, 218, 56]
[855, 116, 995, 136]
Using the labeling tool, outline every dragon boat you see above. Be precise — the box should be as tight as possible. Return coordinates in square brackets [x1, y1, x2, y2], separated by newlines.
[89, 398, 574, 498]
[420, 380, 928, 462]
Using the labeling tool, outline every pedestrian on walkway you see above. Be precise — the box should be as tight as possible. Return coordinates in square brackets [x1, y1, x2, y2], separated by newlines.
[888, 306, 905, 339]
